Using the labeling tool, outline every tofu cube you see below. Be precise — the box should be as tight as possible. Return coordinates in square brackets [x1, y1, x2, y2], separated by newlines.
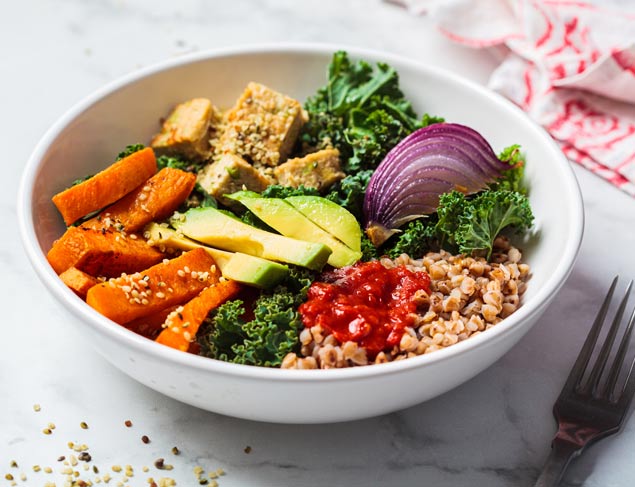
[151, 98, 221, 160]
[274, 149, 345, 192]
[197, 153, 273, 207]
[217, 82, 306, 167]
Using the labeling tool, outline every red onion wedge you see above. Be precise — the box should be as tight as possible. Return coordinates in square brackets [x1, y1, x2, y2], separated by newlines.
[364, 123, 511, 246]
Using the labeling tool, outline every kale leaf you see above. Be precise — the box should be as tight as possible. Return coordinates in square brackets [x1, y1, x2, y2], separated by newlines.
[156, 154, 206, 174]
[382, 217, 438, 259]
[490, 144, 527, 194]
[197, 267, 315, 367]
[116, 143, 145, 160]
[302, 51, 442, 173]
[260, 184, 320, 199]
[324, 169, 373, 221]
[435, 190, 534, 258]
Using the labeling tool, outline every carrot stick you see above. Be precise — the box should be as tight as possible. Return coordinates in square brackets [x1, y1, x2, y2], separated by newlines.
[86, 248, 220, 324]
[52, 147, 157, 225]
[81, 167, 196, 234]
[59, 267, 100, 299]
[125, 305, 179, 340]
[47, 227, 165, 277]
[156, 279, 241, 352]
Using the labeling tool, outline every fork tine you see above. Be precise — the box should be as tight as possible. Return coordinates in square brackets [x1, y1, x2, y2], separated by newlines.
[586, 280, 633, 396]
[605, 303, 635, 400]
[560, 276, 619, 396]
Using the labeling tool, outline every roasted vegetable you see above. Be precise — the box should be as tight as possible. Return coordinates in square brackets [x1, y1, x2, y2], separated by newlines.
[156, 280, 242, 352]
[47, 227, 165, 277]
[52, 147, 157, 226]
[58, 267, 100, 298]
[81, 167, 196, 234]
[86, 248, 220, 324]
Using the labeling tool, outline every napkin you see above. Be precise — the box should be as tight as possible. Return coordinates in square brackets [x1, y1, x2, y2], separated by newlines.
[390, 0, 635, 196]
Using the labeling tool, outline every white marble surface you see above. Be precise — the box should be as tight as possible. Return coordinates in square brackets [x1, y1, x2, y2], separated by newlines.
[3, 1, 635, 486]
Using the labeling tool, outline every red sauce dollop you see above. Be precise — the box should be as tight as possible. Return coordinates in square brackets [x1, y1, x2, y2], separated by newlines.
[299, 261, 431, 358]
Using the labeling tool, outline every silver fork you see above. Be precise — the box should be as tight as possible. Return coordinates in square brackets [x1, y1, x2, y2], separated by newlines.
[534, 276, 635, 487]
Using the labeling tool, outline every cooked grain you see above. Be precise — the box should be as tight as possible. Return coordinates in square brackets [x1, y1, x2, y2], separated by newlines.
[281, 245, 530, 369]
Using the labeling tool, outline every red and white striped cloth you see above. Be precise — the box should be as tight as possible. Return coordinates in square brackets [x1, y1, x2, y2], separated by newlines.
[393, 0, 635, 196]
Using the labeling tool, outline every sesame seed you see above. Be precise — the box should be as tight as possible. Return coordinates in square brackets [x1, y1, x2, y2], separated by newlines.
[42, 428, 52, 435]
[33, 404, 41, 412]
[80, 421, 88, 429]
[125, 420, 132, 427]
[177, 270, 185, 277]
[171, 447, 179, 455]
[142, 435, 150, 444]
[183, 266, 190, 273]
[112, 465, 122, 473]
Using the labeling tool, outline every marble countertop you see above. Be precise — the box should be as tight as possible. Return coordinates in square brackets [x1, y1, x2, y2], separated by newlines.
[3, 1, 635, 486]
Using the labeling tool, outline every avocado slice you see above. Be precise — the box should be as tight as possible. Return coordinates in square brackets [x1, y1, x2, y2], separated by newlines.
[228, 192, 361, 268]
[175, 207, 331, 271]
[285, 195, 362, 252]
[144, 223, 288, 289]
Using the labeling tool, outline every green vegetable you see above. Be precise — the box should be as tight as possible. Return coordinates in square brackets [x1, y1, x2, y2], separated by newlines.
[436, 190, 534, 258]
[197, 267, 315, 367]
[302, 51, 442, 173]
[383, 218, 438, 259]
[360, 234, 380, 261]
[324, 169, 373, 221]
[490, 144, 527, 194]
[156, 154, 206, 174]
[116, 143, 145, 161]
[260, 184, 320, 199]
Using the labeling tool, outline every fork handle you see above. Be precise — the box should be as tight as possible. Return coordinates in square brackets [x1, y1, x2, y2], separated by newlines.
[533, 437, 582, 487]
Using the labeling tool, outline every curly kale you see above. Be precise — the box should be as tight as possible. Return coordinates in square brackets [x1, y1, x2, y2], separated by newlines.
[490, 144, 527, 195]
[382, 218, 439, 259]
[302, 51, 442, 173]
[435, 190, 533, 258]
[197, 267, 316, 367]
[156, 153, 207, 174]
[360, 234, 380, 261]
[260, 184, 320, 199]
[324, 169, 373, 221]
[116, 143, 146, 160]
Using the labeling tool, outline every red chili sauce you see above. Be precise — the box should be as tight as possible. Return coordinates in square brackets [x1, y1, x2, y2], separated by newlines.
[299, 261, 431, 358]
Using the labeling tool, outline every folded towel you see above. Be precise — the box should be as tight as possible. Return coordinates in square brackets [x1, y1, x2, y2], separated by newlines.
[392, 0, 635, 196]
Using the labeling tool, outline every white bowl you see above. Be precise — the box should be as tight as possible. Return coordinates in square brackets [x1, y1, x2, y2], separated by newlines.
[18, 44, 583, 423]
